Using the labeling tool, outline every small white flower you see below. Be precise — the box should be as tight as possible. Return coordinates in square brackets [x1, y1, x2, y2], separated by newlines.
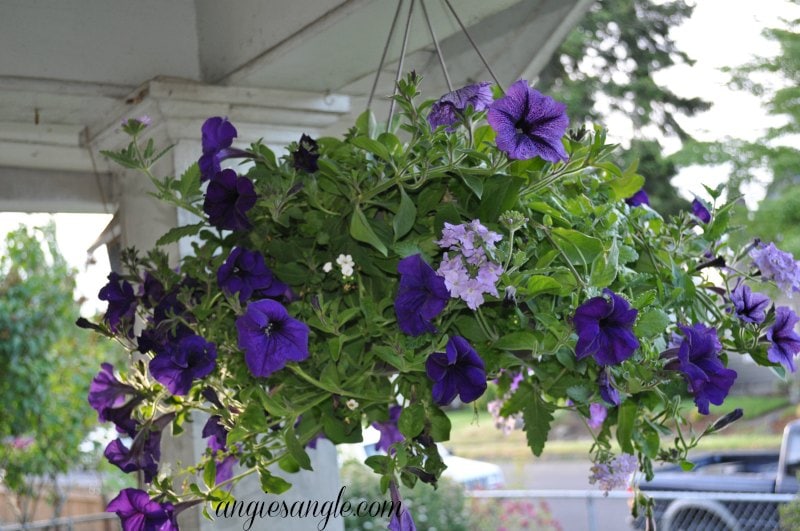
[346, 399, 359, 410]
[336, 254, 355, 277]
[322, 262, 333, 273]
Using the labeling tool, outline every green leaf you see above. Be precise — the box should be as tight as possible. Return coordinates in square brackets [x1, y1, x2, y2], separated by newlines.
[550, 228, 603, 264]
[680, 460, 695, 472]
[523, 275, 562, 296]
[155, 223, 204, 246]
[350, 206, 388, 256]
[478, 175, 522, 222]
[608, 173, 645, 201]
[523, 395, 555, 457]
[616, 400, 636, 454]
[238, 402, 268, 433]
[393, 188, 417, 240]
[285, 427, 313, 471]
[351, 136, 391, 162]
[494, 331, 537, 351]
[634, 308, 670, 338]
[590, 240, 619, 288]
[398, 404, 425, 438]
[259, 470, 292, 494]
[203, 459, 217, 489]
[355, 110, 377, 138]
[429, 407, 451, 441]
[461, 174, 484, 199]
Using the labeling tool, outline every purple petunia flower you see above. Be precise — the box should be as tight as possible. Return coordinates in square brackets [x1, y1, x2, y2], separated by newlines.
[428, 82, 493, 131]
[749, 242, 800, 295]
[395, 254, 450, 336]
[98, 272, 137, 335]
[139, 272, 165, 310]
[573, 289, 639, 366]
[88, 363, 138, 422]
[372, 405, 404, 453]
[487, 80, 569, 162]
[106, 488, 177, 531]
[588, 403, 607, 429]
[597, 371, 621, 406]
[767, 306, 800, 373]
[202, 416, 228, 453]
[426, 336, 487, 406]
[149, 334, 217, 396]
[217, 247, 288, 304]
[104, 432, 161, 483]
[215, 454, 237, 487]
[730, 281, 770, 324]
[691, 198, 711, 224]
[104, 397, 143, 438]
[671, 323, 737, 415]
[589, 453, 638, 493]
[236, 299, 310, 378]
[203, 169, 257, 232]
[625, 188, 650, 207]
[292, 134, 320, 173]
[388, 480, 417, 531]
[198, 117, 250, 182]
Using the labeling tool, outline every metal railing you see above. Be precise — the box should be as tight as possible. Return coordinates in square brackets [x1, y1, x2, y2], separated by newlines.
[0, 512, 118, 531]
[466, 489, 797, 531]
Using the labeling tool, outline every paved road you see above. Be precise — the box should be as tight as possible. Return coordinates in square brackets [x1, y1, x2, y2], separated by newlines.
[493, 459, 637, 531]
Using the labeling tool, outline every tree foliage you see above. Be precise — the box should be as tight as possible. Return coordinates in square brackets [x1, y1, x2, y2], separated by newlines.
[537, 0, 709, 215]
[0, 223, 120, 523]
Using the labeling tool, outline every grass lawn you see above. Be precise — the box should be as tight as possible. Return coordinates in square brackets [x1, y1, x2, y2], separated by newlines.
[445, 395, 793, 463]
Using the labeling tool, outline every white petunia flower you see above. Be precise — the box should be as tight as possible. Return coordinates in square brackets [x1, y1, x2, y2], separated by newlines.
[346, 399, 359, 410]
[322, 262, 333, 273]
[336, 254, 355, 277]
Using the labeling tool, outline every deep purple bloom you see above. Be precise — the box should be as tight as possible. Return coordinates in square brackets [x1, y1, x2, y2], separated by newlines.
[425, 336, 487, 405]
[198, 117, 250, 182]
[395, 254, 449, 336]
[98, 272, 137, 334]
[588, 403, 607, 429]
[428, 82, 493, 131]
[749, 242, 800, 294]
[573, 289, 639, 366]
[236, 299, 310, 378]
[691, 198, 711, 224]
[202, 416, 228, 453]
[139, 272, 165, 309]
[388, 481, 416, 531]
[598, 371, 621, 406]
[215, 454, 237, 487]
[730, 282, 770, 324]
[487, 80, 569, 162]
[626, 188, 650, 207]
[292, 134, 320, 173]
[673, 323, 737, 415]
[203, 169, 257, 231]
[106, 488, 177, 531]
[104, 432, 162, 483]
[767, 306, 800, 373]
[217, 247, 288, 304]
[88, 363, 138, 422]
[104, 397, 144, 437]
[372, 405, 404, 453]
[149, 335, 217, 396]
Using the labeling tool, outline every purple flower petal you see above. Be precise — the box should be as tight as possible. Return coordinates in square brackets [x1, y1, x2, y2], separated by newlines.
[395, 254, 449, 336]
[574, 290, 639, 366]
[767, 306, 800, 373]
[203, 169, 257, 231]
[107, 488, 177, 531]
[673, 323, 737, 414]
[428, 82, 493, 131]
[691, 198, 711, 224]
[730, 281, 770, 324]
[426, 336, 487, 406]
[236, 299, 310, 378]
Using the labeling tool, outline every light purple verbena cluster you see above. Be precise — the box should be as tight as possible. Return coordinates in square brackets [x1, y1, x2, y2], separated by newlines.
[588, 453, 638, 493]
[749, 242, 800, 295]
[436, 221, 503, 310]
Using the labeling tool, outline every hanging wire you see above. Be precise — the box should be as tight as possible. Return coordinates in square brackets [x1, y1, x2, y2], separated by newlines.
[386, 0, 416, 131]
[420, 0, 452, 93]
[441, 0, 503, 90]
[367, 0, 405, 110]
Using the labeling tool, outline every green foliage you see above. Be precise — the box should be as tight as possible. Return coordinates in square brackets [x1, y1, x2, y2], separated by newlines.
[340, 461, 472, 530]
[94, 74, 771, 519]
[0, 223, 123, 522]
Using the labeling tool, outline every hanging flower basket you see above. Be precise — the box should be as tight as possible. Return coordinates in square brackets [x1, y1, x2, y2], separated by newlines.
[86, 74, 800, 530]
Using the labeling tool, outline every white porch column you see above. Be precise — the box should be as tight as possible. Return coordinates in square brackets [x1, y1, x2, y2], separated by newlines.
[90, 79, 350, 531]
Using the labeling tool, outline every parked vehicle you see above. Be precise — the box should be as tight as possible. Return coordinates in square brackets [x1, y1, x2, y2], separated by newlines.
[338, 427, 505, 490]
[633, 419, 800, 530]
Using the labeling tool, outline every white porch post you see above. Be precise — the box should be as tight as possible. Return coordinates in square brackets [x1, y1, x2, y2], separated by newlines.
[90, 79, 350, 531]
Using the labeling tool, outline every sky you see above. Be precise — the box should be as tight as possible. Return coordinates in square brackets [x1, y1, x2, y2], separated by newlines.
[1, 0, 797, 310]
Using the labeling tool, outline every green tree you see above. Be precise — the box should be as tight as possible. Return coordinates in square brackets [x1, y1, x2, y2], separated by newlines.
[537, 0, 709, 214]
[672, 6, 800, 253]
[0, 223, 123, 523]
